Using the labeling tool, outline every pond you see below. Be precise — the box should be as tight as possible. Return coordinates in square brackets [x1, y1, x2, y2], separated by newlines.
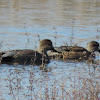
[0, 0, 100, 99]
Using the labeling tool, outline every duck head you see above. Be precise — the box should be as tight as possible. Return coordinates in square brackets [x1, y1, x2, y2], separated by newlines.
[87, 41, 100, 53]
[38, 39, 56, 54]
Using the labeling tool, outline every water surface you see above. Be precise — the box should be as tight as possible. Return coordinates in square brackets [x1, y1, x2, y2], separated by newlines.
[0, 0, 100, 99]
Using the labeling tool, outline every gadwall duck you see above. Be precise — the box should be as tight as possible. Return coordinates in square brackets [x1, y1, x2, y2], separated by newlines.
[0, 39, 56, 65]
[48, 41, 100, 60]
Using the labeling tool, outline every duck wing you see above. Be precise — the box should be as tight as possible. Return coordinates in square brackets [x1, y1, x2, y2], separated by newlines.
[1, 50, 41, 64]
[61, 46, 88, 52]
[13, 50, 42, 65]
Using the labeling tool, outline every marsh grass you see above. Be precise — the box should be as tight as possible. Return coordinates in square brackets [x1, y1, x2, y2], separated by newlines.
[70, 19, 75, 46]
[0, 61, 99, 100]
[0, 41, 3, 51]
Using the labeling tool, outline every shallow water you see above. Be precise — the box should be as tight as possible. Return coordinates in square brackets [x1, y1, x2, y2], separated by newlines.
[0, 0, 100, 99]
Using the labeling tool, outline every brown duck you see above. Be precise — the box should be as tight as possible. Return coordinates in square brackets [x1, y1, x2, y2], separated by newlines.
[0, 39, 56, 65]
[48, 41, 100, 60]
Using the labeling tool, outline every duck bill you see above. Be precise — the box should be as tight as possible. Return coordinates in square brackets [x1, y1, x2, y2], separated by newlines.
[50, 47, 59, 52]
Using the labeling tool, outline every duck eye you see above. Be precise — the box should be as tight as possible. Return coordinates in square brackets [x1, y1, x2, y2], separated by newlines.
[48, 42, 52, 46]
[48, 43, 51, 46]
